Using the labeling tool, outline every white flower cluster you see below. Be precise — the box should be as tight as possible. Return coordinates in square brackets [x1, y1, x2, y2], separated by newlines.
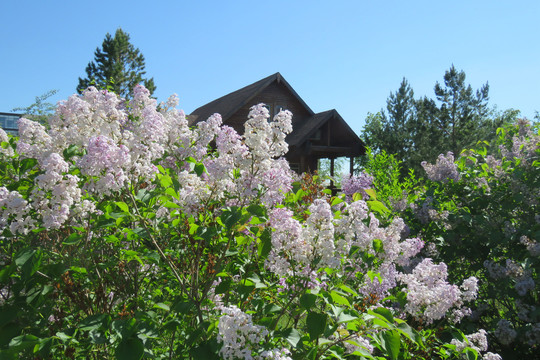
[0, 128, 14, 158]
[343, 334, 374, 355]
[32, 153, 82, 229]
[421, 152, 460, 183]
[520, 235, 540, 257]
[450, 329, 501, 360]
[17, 118, 54, 161]
[217, 305, 269, 360]
[77, 136, 131, 195]
[8, 87, 298, 230]
[266, 207, 307, 277]
[0, 187, 33, 234]
[398, 258, 478, 324]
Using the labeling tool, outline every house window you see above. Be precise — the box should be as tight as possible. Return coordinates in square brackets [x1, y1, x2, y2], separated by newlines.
[273, 103, 287, 117]
[263, 103, 288, 120]
[0, 113, 20, 135]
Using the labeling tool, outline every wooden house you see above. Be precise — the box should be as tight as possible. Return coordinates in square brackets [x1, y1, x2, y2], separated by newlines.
[189, 73, 365, 175]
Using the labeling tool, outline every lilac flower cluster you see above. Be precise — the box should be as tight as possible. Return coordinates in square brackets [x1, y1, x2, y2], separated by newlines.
[421, 152, 460, 183]
[78, 136, 130, 195]
[0, 187, 33, 234]
[341, 172, 373, 200]
[32, 153, 82, 229]
[9, 87, 298, 231]
[398, 258, 478, 324]
[0, 128, 14, 158]
[217, 305, 269, 360]
[451, 329, 502, 360]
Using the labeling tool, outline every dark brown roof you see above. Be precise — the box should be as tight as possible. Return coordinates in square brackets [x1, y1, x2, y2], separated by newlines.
[189, 72, 314, 125]
[288, 110, 334, 146]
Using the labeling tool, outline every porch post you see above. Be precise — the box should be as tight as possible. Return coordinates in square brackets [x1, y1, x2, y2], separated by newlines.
[350, 156, 354, 175]
[330, 157, 335, 188]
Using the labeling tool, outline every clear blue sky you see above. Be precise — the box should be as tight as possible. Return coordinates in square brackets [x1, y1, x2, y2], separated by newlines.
[1, 1, 539, 135]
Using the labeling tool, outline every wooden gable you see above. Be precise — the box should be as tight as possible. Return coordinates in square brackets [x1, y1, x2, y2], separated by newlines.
[189, 73, 365, 174]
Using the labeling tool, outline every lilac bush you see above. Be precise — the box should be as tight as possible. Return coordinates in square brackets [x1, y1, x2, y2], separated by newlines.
[0, 86, 498, 359]
[391, 119, 539, 358]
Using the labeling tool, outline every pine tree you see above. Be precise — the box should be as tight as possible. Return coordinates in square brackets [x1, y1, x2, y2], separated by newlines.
[433, 65, 489, 155]
[361, 66, 517, 178]
[77, 28, 156, 99]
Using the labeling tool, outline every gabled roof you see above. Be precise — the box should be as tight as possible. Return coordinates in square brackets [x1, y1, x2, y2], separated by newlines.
[289, 109, 365, 155]
[189, 73, 366, 160]
[288, 110, 334, 146]
[189, 72, 314, 125]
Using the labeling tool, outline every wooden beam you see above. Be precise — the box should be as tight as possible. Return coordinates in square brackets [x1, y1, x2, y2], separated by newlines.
[310, 145, 354, 154]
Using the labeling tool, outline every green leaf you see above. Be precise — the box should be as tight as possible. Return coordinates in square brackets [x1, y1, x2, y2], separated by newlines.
[8, 335, 40, 351]
[189, 340, 220, 360]
[381, 330, 401, 360]
[367, 200, 390, 216]
[258, 229, 272, 258]
[364, 188, 377, 200]
[153, 303, 170, 312]
[15, 248, 42, 278]
[372, 307, 394, 323]
[163, 201, 180, 208]
[338, 284, 359, 297]
[248, 274, 267, 289]
[330, 290, 350, 307]
[159, 174, 173, 188]
[221, 207, 242, 229]
[247, 204, 266, 217]
[0, 264, 15, 283]
[215, 278, 231, 295]
[79, 314, 110, 331]
[372, 239, 383, 253]
[300, 293, 318, 310]
[63, 232, 83, 246]
[280, 328, 301, 347]
[172, 301, 193, 314]
[115, 201, 130, 213]
[19, 158, 38, 174]
[194, 163, 206, 176]
[135, 188, 153, 204]
[396, 322, 418, 342]
[165, 187, 179, 199]
[367, 270, 382, 284]
[306, 312, 327, 340]
[115, 337, 144, 360]
[337, 311, 358, 324]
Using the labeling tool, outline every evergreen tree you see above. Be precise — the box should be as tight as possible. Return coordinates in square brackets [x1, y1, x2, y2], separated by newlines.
[433, 65, 489, 155]
[361, 66, 516, 177]
[77, 28, 156, 99]
[362, 79, 415, 161]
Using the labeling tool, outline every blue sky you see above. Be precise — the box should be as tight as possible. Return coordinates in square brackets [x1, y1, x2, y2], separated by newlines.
[1, 1, 539, 135]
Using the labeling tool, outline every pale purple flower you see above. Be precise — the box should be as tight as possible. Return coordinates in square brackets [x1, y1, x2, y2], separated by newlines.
[494, 319, 517, 345]
[421, 152, 460, 183]
[341, 172, 373, 200]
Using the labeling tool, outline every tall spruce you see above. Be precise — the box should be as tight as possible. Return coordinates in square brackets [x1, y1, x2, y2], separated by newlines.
[77, 28, 156, 99]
